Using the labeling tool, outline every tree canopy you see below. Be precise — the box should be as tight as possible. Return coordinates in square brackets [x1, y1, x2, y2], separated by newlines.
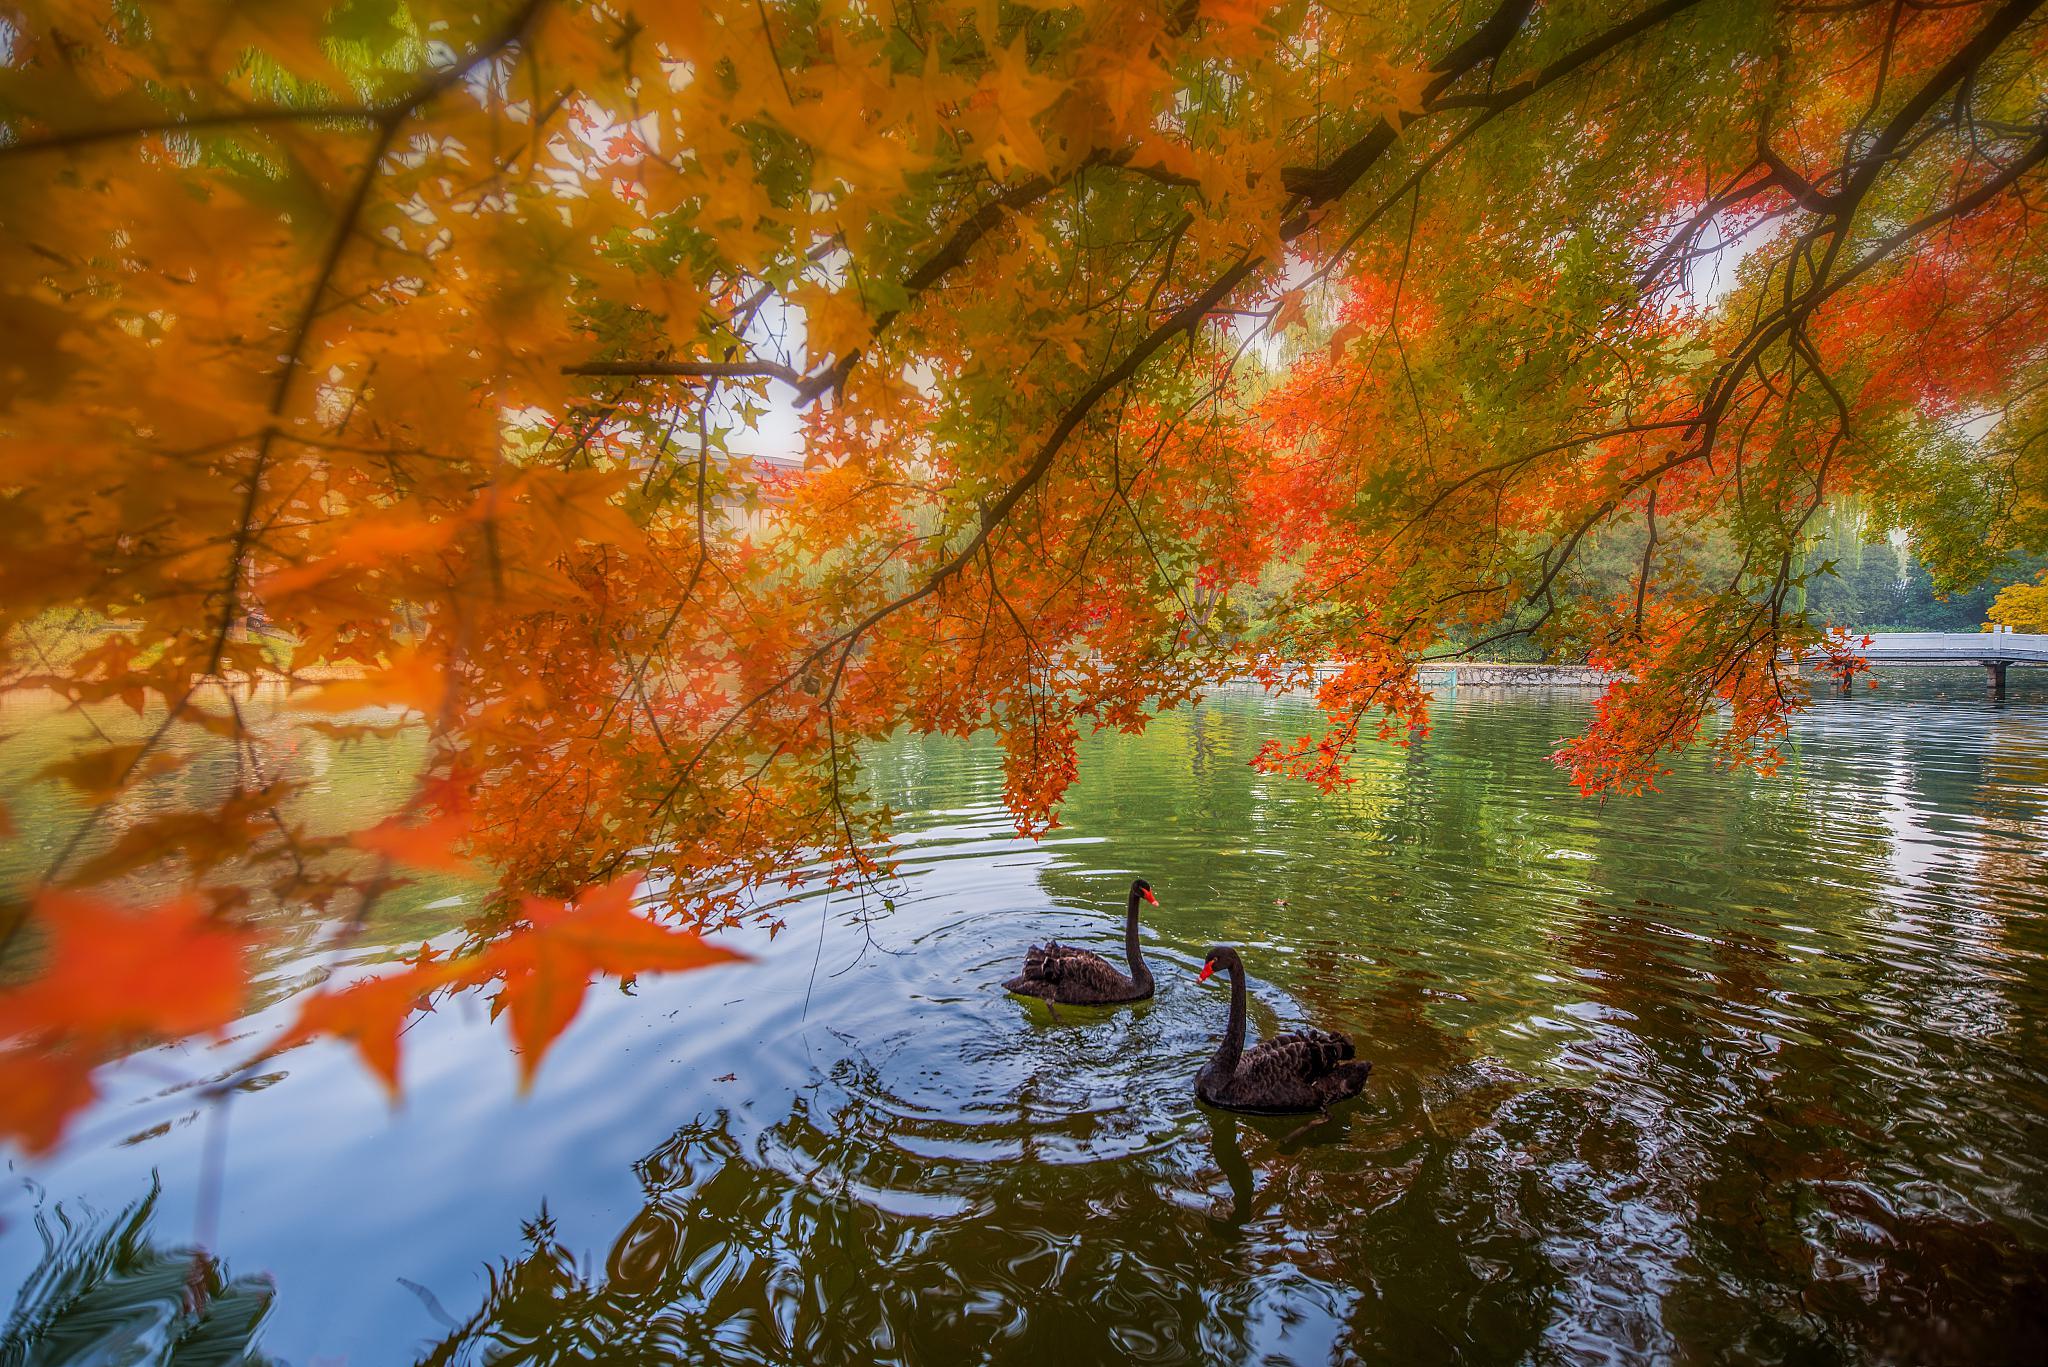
[1990, 569, 2048, 630]
[2, 0, 2044, 1148]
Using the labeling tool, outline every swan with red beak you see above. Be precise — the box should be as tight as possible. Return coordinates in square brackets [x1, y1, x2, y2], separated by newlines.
[1195, 945, 1373, 1114]
[1003, 879, 1158, 1007]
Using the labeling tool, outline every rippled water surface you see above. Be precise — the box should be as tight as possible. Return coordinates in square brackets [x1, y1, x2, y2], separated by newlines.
[5, 675, 2048, 1363]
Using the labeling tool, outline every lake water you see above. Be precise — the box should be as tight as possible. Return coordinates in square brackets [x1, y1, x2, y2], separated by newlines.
[4, 675, 2047, 1363]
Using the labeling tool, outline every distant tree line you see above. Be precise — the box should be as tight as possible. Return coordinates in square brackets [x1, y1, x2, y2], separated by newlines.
[1803, 535, 2047, 634]
[1403, 510, 2048, 661]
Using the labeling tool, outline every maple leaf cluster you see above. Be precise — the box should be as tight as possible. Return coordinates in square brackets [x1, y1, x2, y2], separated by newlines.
[2, 0, 2044, 1151]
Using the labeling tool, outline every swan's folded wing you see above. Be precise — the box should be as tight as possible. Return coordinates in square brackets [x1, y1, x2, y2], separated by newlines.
[1252, 1027, 1355, 1083]
[1034, 946, 1133, 993]
[1015, 940, 1081, 978]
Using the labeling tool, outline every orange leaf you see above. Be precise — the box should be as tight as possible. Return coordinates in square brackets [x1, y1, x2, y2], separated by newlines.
[1370, 55, 1434, 125]
[537, 877, 753, 978]
[35, 743, 182, 800]
[510, 467, 642, 559]
[261, 514, 459, 599]
[484, 876, 747, 1087]
[1270, 289, 1309, 333]
[69, 802, 267, 884]
[352, 809, 477, 874]
[294, 648, 447, 716]
[0, 1047, 99, 1154]
[301, 719, 408, 744]
[0, 891, 255, 1045]
[283, 961, 454, 1096]
[483, 931, 592, 1089]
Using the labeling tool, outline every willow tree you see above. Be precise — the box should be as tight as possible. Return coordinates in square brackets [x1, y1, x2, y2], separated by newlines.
[1, 0, 2043, 1145]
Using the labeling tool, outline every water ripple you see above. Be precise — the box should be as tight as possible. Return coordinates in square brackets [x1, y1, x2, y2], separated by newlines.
[7, 677, 2048, 1363]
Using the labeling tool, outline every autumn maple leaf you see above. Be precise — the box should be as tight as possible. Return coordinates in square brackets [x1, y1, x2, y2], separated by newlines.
[0, 893, 255, 1153]
[483, 876, 749, 1087]
[277, 878, 746, 1096]
[0, 1048, 100, 1155]
[36, 743, 182, 801]
[283, 958, 456, 1096]
[1367, 55, 1433, 126]
[294, 646, 448, 716]
[0, 891, 255, 1045]
[508, 467, 643, 562]
[352, 809, 479, 875]
[261, 513, 459, 601]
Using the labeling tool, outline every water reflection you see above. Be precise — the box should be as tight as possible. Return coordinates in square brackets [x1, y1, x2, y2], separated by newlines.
[3, 677, 2048, 1363]
[0, 685, 473, 996]
[417, 1080, 1441, 1367]
[0, 1178, 273, 1364]
[1202, 1109, 1257, 1226]
[393, 917, 1570, 1365]
[411, 1098, 1350, 1365]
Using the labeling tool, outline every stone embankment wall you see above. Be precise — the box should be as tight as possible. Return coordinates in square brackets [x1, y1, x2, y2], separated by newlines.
[1414, 662, 1620, 689]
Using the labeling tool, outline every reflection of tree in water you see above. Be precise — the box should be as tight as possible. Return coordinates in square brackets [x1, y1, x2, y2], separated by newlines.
[1183, 708, 1218, 785]
[1226, 959, 1559, 1361]
[0, 1178, 274, 1365]
[408, 694, 2048, 1363]
[1521, 896, 2048, 1362]
[414, 984, 1569, 1365]
[416, 1090, 1267, 1365]
[1216, 741, 2048, 1362]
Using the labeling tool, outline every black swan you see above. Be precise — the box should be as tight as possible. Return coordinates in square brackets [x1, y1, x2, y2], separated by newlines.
[1194, 946, 1372, 1114]
[1004, 879, 1157, 1007]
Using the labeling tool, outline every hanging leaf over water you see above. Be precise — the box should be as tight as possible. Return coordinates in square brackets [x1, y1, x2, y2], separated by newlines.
[0, 892, 255, 1044]
[485, 877, 751, 1086]
[278, 879, 746, 1094]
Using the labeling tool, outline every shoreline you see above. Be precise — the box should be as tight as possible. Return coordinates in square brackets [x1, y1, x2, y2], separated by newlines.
[1226, 662, 1624, 695]
[1414, 662, 1621, 689]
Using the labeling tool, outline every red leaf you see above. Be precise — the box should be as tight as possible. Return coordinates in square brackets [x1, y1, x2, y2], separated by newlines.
[0, 1047, 99, 1155]
[483, 876, 747, 1087]
[0, 891, 255, 1046]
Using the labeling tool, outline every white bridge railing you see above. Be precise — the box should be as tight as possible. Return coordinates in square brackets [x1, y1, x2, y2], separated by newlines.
[1853, 629, 2048, 665]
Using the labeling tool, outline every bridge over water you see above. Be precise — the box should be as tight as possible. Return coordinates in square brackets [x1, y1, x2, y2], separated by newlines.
[1848, 629, 2048, 694]
[1286, 632, 2048, 696]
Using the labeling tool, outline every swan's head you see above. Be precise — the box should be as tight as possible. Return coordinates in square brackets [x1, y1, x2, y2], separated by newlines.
[1131, 878, 1158, 905]
[1197, 945, 1241, 982]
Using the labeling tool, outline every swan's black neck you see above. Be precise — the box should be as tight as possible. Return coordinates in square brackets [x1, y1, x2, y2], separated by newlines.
[1208, 957, 1247, 1079]
[1123, 887, 1152, 987]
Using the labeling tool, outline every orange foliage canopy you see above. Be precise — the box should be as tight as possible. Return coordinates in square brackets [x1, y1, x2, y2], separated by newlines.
[1, 0, 2043, 1149]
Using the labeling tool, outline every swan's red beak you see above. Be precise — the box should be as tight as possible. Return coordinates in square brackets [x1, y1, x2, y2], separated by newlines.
[1198, 959, 1215, 982]
[1142, 887, 1158, 905]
